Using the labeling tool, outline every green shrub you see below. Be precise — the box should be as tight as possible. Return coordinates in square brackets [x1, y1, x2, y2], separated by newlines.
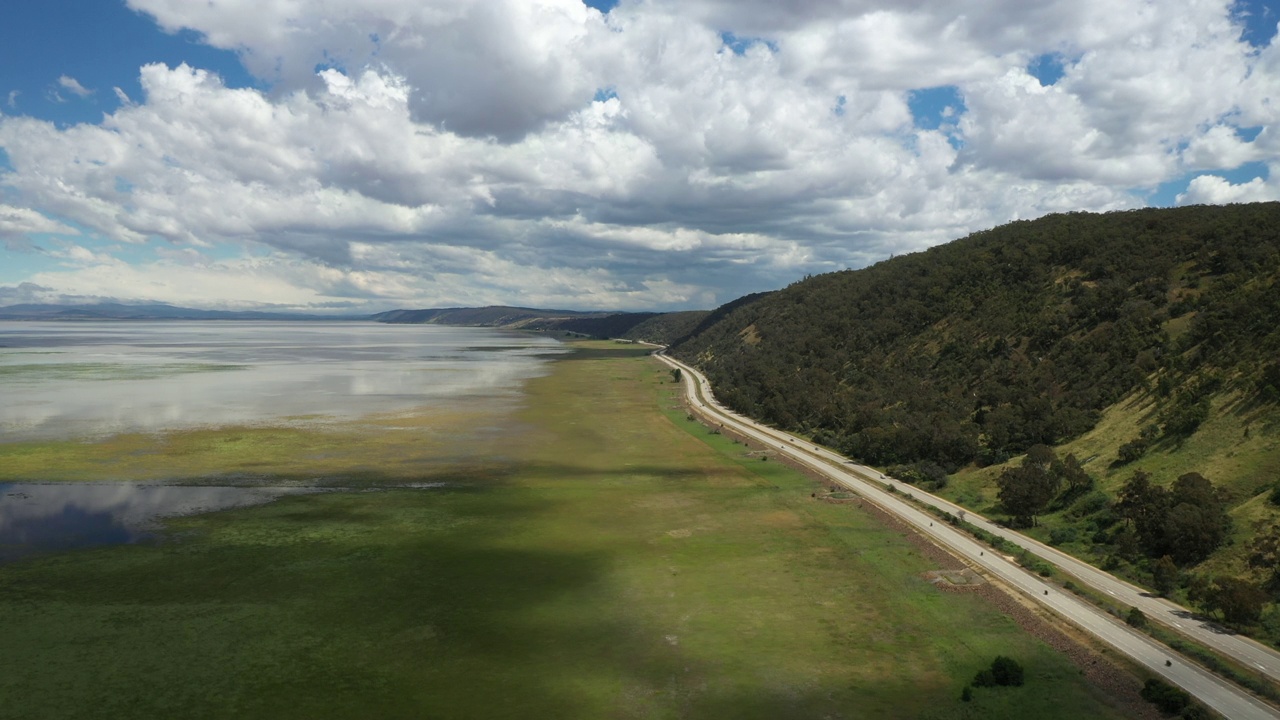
[973, 655, 1024, 687]
[1126, 606, 1147, 628]
[1140, 678, 1190, 715]
[1070, 491, 1111, 517]
[1160, 395, 1210, 438]
[1049, 527, 1078, 546]
[990, 656, 1025, 686]
[1116, 438, 1148, 464]
[1179, 705, 1210, 720]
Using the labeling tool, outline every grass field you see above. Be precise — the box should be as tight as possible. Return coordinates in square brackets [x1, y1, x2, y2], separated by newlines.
[0, 401, 517, 485]
[0, 343, 1134, 719]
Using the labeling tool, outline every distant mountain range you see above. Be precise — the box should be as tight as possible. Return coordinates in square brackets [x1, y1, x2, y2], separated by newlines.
[0, 303, 345, 321]
[0, 302, 711, 345]
[371, 305, 709, 345]
[370, 305, 613, 327]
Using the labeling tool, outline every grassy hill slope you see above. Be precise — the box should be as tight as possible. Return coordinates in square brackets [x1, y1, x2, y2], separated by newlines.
[671, 202, 1280, 631]
[672, 203, 1280, 470]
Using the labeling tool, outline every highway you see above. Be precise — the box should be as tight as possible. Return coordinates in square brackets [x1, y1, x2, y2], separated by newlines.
[653, 350, 1280, 720]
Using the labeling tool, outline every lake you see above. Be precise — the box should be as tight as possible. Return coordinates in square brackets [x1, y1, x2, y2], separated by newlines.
[0, 321, 566, 560]
[0, 321, 566, 440]
[0, 482, 326, 563]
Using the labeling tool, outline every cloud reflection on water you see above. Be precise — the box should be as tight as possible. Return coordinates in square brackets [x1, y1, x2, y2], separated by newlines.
[0, 321, 566, 439]
[0, 483, 316, 563]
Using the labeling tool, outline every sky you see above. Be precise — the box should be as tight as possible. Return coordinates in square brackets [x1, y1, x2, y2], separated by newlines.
[1, 0, 1278, 313]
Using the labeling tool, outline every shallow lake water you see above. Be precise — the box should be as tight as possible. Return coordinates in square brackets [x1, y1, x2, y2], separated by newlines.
[0, 482, 322, 563]
[0, 321, 566, 440]
[0, 320, 565, 561]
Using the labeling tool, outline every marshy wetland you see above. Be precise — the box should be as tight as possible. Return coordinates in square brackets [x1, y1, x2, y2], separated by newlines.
[0, 327, 1141, 719]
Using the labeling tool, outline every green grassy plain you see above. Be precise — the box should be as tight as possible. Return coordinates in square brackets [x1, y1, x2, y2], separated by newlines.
[0, 401, 517, 484]
[0, 343, 1132, 719]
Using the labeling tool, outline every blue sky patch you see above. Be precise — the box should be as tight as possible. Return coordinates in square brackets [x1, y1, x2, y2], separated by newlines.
[0, 247, 51, 284]
[1233, 0, 1279, 47]
[594, 88, 619, 103]
[314, 61, 346, 77]
[1148, 178, 1186, 207]
[1027, 53, 1067, 86]
[0, 214, 99, 282]
[833, 95, 847, 117]
[0, 0, 256, 127]
[583, 0, 620, 13]
[908, 86, 965, 130]
[1148, 160, 1269, 206]
[0, 225, 248, 285]
[719, 32, 778, 56]
[1237, 125, 1264, 142]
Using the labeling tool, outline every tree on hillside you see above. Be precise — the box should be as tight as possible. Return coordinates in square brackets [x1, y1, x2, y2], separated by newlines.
[1152, 555, 1179, 597]
[1247, 525, 1280, 599]
[997, 446, 1062, 525]
[1116, 424, 1160, 465]
[1115, 471, 1165, 534]
[1051, 453, 1093, 503]
[1024, 444, 1056, 469]
[1258, 360, 1280, 403]
[1161, 473, 1232, 564]
[1115, 471, 1231, 563]
[1159, 392, 1211, 439]
[1187, 574, 1214, 615]
[1203, 576, 1268, 624]
[890, 460, 949, 490]
[1115, 439, 1146, 465]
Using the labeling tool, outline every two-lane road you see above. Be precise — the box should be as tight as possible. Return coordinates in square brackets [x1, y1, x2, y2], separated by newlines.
[653, 350, 1280, 720]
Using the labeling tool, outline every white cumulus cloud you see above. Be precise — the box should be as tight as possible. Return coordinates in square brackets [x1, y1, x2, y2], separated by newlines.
[0, 204, 78, 236]
[57, 75, 94, 98]
[0, 0, 1275, 311]
[1177, 173, 1280, 204]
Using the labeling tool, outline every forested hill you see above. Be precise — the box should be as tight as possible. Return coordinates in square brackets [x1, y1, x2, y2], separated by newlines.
[671, 203, 1280, 471]
[371, 305, 709, 345]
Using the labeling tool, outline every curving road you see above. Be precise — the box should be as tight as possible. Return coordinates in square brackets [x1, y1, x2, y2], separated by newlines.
[653, 349, 1280, 720]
